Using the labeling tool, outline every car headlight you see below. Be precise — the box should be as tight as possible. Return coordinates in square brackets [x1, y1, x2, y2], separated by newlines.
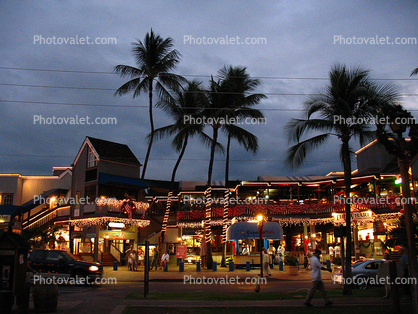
[89, 266, 99, 272]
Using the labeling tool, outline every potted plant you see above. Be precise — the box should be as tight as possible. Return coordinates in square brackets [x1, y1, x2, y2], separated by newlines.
[285, 254, 299, 276]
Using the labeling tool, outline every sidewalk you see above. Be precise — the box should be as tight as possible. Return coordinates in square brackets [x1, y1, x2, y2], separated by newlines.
[25, 264, 408, 314]
[103, 263, 314, 282]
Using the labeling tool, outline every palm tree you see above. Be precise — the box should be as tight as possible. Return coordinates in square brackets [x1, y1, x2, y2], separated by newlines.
[412, 67, 418, 76]
[204, 77, 227, 186]
[216, 66, 267, 185]
[151, 80, 212, 190]
[285, 64, 399, 295]
[114, 29, 185, 179]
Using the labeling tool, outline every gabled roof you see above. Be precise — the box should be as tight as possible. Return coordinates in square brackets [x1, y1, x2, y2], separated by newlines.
[73, 136, 141, 167]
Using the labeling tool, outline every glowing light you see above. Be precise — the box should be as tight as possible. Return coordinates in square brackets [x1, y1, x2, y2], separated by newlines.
[108, 222, 125, 228]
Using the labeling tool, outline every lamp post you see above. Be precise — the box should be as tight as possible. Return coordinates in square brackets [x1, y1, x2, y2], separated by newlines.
[389, 116, 418, 313]
[257, 214, 265, 278]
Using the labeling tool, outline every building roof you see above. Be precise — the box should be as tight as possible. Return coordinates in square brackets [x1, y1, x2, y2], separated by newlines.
[73, 136, 141, 167]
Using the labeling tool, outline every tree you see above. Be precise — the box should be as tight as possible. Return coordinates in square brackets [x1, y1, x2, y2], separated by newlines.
[204, 77, 227, 186]
[286, 64, 399, 295]
[114, 29, 185, 179]
[216, 65, 267, 185]
[151, 80, 212, 190]
[411, 68, 418, 76]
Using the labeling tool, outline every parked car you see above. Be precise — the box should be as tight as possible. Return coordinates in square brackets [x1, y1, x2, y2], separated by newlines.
[331, 259, 385, 289]
[29, 249, 103, 282]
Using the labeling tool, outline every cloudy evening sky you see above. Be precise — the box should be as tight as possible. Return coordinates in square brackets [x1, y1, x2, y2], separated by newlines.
[1, 0, 417, 182]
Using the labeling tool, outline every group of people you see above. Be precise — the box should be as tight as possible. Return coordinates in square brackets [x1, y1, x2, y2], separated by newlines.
[126, 246, 170, 271]
[150, 248, 170, 271]
[127, 246, 145, 271]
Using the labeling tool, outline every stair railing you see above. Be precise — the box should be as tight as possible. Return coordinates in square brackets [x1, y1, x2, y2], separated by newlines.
[110, 243, 122, 263]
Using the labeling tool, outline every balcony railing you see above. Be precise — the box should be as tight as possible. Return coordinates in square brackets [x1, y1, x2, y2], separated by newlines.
[176, 196, 404, 221]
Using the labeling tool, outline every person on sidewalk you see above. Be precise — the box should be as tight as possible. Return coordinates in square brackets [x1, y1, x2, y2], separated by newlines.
[399, 247, 411, 298]
[150, 247, 159, 271]
[304, 249, 333, 307]
[161, 250, 170, 271]
[138, 247, 144, 267]
[380, 252, 391, 299]
[262, 247, 271, 277]
[131, 249, 138, 271]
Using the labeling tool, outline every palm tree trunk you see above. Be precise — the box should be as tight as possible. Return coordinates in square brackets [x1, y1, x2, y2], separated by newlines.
[342, 140, 353, 295]
[142, 80, 154, 180]
[225, 134, 231, 186]
[207, 127, 218, 186]
[171, 135, 188, 191]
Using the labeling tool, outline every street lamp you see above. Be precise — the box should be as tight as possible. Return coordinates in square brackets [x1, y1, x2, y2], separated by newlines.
[389, 115, 418, 312]
[257, 214, 265, 278]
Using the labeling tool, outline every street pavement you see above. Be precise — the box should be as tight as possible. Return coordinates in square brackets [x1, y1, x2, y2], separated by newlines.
[25, 264, 400, 313]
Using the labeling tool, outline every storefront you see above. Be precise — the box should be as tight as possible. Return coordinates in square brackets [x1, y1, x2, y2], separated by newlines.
[226, 221, 283, 266]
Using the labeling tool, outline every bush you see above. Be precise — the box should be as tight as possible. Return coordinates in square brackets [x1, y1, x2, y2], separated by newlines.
[284, 254, 299, 266]
[333, 256, 342, 266]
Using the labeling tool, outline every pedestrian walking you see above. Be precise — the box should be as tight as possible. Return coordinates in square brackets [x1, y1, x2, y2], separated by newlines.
[328, 244, 334, 263]
[131, 249, 137, 271]
[399, 247, 411, 298]
[304, 249, 333, 307]
[138, 247, 144, 267]
[380, 252, 391, 299]
[151, 247, 159, 271]
[262, 247, 271, 277]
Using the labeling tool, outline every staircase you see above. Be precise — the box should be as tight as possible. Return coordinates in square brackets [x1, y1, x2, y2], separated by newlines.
[102, 253, 118, 266]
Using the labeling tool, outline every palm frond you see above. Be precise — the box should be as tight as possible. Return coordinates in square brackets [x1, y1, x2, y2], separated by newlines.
[285, 134, 330, 168]
[286, 118, 334, 144]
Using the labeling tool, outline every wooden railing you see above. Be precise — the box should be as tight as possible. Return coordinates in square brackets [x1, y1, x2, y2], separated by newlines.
[110, 243, 122, 263]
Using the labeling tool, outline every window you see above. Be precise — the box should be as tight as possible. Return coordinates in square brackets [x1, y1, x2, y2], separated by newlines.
[2, 194, 13, 205]
[365, 262, 379, 270]
[87, 149, 98, 168]
[46, 251, 63, 262]
[33, 250, 47, 260]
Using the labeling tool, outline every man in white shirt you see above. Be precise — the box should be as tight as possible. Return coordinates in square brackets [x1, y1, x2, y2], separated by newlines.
[304, 249, 333, 307]
[242, 245, 250, 255]
[161, 250, 170, 271]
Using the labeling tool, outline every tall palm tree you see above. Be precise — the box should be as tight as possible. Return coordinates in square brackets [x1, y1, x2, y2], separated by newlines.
[217, 66, 267, 185]
[285, 64, 399, 295]
[204, 77, 227, 186]
[151, 80, 212, 190]
[412, 67, 418, 76]
[114, 29, 185, 179]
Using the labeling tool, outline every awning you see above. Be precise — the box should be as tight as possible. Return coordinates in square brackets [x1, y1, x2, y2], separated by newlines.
[98, 173, 148, 188]
[226, 222, 283, 241]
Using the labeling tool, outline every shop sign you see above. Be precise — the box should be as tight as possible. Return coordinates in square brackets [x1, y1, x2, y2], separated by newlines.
[111, 232, 126, 240]
[71, 232, 82, 238]
[333, 211, 373, 224]
[352, 211, 373, 222]
[0, 215, 10, 223]
[176, 244, 187, 259]
[333, 213, 345, 224]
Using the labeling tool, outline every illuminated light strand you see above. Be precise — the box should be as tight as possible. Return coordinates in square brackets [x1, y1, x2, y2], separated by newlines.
[177, 222, 204, 229]
[222, 189, 229, 244]
[69, 217, 150, 228]
[205, 187, 212, 244]
[96, 198, 149, 211]
[162, 192, 173, 233]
